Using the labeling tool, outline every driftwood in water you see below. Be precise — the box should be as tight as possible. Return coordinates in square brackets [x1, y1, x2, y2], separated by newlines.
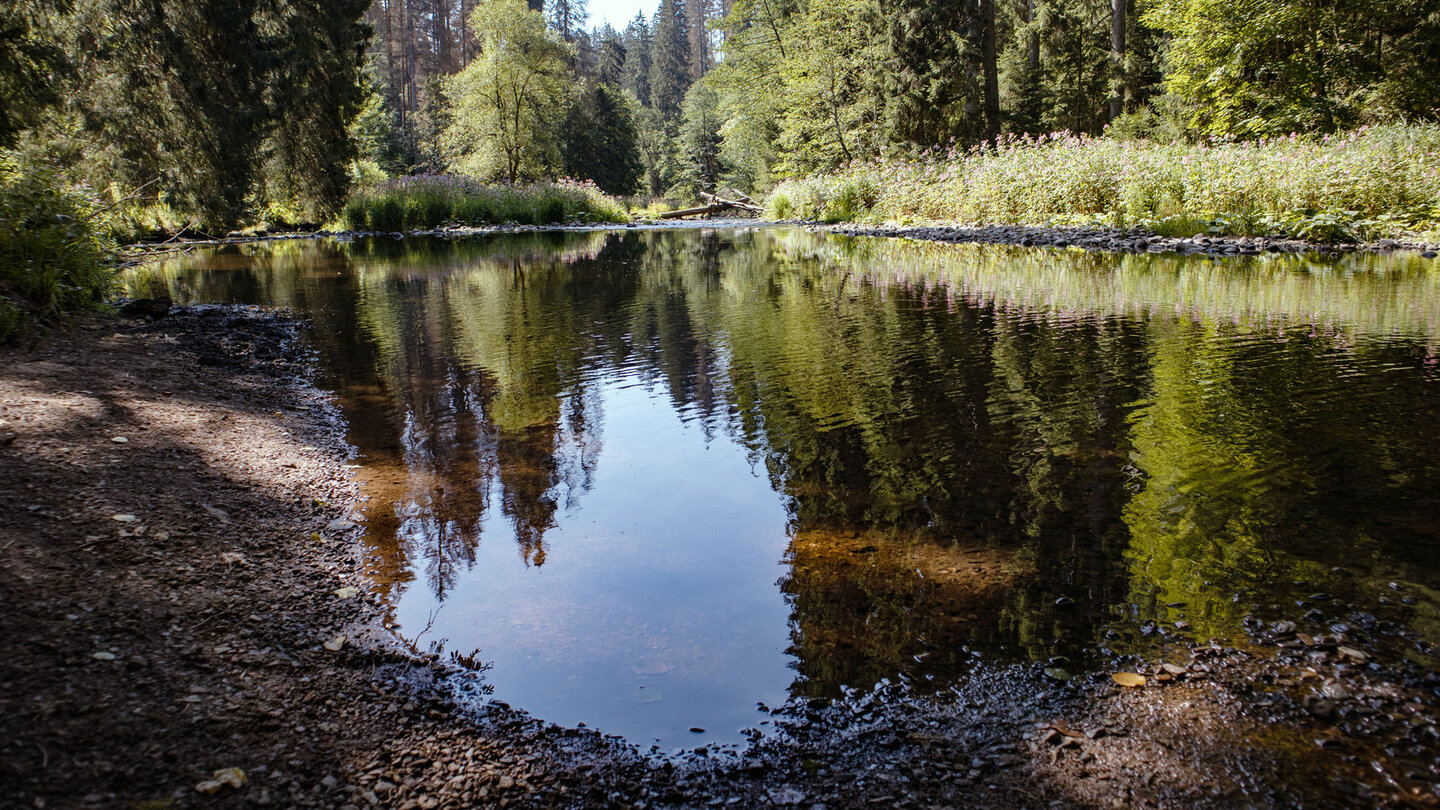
[658, 191, 764, 219]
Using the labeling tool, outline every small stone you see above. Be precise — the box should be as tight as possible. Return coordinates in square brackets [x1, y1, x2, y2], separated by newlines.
[1272, 621, 1297, 636]
[112, 514, 137, 523]
[92, 651, 117, 661]
[110, 436, 129, 443]
[323, 635, 346, 652]
[1336, 646, 1369, 663]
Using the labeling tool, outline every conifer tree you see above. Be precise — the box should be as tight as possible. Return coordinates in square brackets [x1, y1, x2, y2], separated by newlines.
[622, 12, 653, 107]
[678, 82, 722, 192]
[548, 0, 587, 41]
[648, 0, 692, 121]
[597, 25, 627, 89]
[563, 83, 643, 195]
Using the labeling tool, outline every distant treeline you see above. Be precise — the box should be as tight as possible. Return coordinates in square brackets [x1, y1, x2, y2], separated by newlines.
[359, 0, 1440, 202]
[4, 0, 1436, 232]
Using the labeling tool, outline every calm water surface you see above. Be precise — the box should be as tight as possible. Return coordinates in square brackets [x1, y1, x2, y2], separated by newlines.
[128, 228, 1440, 748]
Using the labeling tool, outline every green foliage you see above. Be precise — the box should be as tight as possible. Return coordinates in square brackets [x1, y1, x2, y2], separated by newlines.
[259, 0, 372, 224]
[442, 0, 572, 184]
[677, 83, 723, 194]
[0, 157, 114, 342]
[596, 24, 626, 89]
[71, 0, 371, 231]
[878, 0, 984, 147]
[1146, 0, 1440, 137]
[0, 1, 69, 149]
[562, 84, 644, 196]
[342, 175, 627, 231]
[634, 103, 680, 197]
[349, 72, 408, 177]
[766, 125, 1440, 240]
[775, 0, 885, 174]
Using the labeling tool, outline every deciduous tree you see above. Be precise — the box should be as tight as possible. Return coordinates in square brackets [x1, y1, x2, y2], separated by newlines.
[443, 0, 572, 183]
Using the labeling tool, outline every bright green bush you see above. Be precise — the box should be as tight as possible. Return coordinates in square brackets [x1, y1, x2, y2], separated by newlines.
[765, 124, 1440, 242]
[0, 158, 115, 342]
[343, 175, 629, 231]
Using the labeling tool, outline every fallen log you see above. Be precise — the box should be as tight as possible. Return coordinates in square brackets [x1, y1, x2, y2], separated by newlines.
[658, 202, 737, 219]
[655, 192, 764, 219]
[700, 191, 764, 213]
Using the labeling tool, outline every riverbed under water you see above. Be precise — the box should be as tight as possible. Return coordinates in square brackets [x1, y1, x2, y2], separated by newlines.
[127, 227, 1440, 749]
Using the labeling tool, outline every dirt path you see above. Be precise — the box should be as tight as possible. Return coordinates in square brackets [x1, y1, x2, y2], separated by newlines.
[2, 307, 1436, 809]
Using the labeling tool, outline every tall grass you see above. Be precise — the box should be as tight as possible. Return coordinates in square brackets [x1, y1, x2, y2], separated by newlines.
[766, 124, 1440, 242]
[342, 175, 629, 231]
[0, 158, 115, 342]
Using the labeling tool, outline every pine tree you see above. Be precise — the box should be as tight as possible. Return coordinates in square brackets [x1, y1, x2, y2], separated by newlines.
[875, 0, 979, 146]
[622, 13, 653, 107]
[548, 0, 587, 41]
[678, 82, 723, 193]
[597, 24, 627, 89]
[563, 83, 643, 195]
[648, 0, 692, 121]
[263, 0, 374, 221]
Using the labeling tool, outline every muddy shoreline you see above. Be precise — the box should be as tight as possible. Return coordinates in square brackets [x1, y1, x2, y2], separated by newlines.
[3, 307, 1439, 808]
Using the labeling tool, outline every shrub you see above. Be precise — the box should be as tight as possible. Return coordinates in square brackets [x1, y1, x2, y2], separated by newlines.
[0, 158, 115, 342]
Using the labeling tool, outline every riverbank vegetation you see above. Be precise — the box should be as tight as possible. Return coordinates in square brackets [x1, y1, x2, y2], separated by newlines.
[767, 126, 1440, 240]
[0, 160, 114, 342]
[342, 176, 626, 231]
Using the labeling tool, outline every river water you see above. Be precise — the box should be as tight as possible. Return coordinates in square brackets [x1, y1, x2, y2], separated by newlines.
[127, 227, 1440, 749]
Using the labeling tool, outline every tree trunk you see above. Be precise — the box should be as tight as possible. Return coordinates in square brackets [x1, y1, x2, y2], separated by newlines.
[405, 0, 418, 119]
[1110, 0, 1126, 121]
[1027, 0, 1039, 70]
[982, 0, 1000, 137]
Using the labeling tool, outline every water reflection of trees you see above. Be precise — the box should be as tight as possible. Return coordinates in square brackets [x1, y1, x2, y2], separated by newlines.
[135, 230, 1440, 690]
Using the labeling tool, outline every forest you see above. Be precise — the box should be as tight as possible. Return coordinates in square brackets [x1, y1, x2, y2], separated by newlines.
[2, 0, 1440, 337]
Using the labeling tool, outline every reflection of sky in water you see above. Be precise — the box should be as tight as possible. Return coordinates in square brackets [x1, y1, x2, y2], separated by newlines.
[390, 378, 792, 747]
[129, 230, 1440, 748]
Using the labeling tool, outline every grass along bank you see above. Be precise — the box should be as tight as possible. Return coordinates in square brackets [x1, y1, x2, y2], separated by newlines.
[342, 175, 628, 232]
[766, 125, 1440, 243]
